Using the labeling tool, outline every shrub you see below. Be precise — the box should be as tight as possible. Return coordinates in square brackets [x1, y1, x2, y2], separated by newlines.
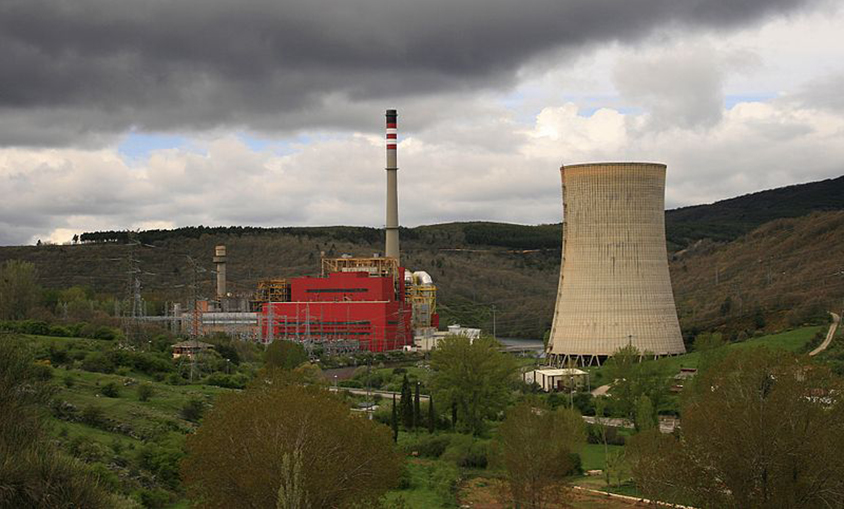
[441, 434, 489, 468]
[81, 352, 115, 373]
[429, 461, 460, 501]
[137, 384, 154, 402]
[93, 326, 120, 341]
[81, 405, 106, 427]
[31, 362, 53, 381]
[49, 344, 70, 365]
[180, 399, 205, 422]
[403, 434, 452, 458]
[203, 373, 247, 389]
[101, 382, 120, 398]
[134, 488, 172, 509]
[587, 424, 626, 446]
[49, 325, 71, 337]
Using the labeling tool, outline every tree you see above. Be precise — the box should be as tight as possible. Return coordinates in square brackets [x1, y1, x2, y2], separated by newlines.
[428, 395, 436, 434]
[496, 400, 585, 508]
[0, 260, 41, 320]
[430, 334, 518, 435]
[182, 382, 402, 508]
[138, 383, 155, 402]
[400, 375, 413, 429]
[603, 345, 671, 422]
[276, 446, 308, 509]
[391, 394, 399, 442]
[180, 399, 205, 422]
[634, 395, 656, 432]
[629, 348, 844, 508]
[413, 382, 421, 430]
[265, 340, 308, 370]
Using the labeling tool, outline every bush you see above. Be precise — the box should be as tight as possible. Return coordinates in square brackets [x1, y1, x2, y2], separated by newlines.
[180, 399, 205, 422]
[31, 362, 53, 381]
[100, 382, 120, 398]
[203, 372, 247, 389]
[93, 326, 120, 341]
[441, 434, 489, 469]
[403, 434, 453, 458]
[49, 325, 72, 337]
[134, 487, 172, 509]
[137, 384, 154, 402]
[586, 424, 626, 446]
[429, 461, 460, 500]
[81, 352, 115, 374]
[81, 405, 106, 427]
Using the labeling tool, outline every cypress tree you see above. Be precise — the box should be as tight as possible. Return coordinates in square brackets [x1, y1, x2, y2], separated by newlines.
[413, 383, 421, 430]
[400, 375, 413, 429]
[428, 395, 435, 434]
[391, 394, 398, 442]
[451, 401, 458, 430]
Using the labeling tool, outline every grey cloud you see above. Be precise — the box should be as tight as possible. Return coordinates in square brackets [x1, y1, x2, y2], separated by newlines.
[789, 73, 844, 113]
[612, 47, 725, 130]
[0, 0, 821, 145]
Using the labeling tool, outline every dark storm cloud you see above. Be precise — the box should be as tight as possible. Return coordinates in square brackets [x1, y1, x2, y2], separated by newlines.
[0, 0, 821, 144]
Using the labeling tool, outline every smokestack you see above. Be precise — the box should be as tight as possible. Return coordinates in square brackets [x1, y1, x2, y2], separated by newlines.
[213, 245, 227, 299]
[385, 109, 400, 263]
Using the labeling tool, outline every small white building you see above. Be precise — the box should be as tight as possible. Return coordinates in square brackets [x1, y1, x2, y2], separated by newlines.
[414, 324, 483, 351]
[523, 367, 589, 392]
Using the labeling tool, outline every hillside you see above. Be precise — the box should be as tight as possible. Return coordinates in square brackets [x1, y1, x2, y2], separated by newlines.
[665, 174, 844, 249]
[1, 175, 843, 339]
[670, 210, 844, 334]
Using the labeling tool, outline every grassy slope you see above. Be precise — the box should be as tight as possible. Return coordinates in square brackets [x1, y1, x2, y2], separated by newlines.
[650, 325, 824, 373]
[17, 334, 234, 507]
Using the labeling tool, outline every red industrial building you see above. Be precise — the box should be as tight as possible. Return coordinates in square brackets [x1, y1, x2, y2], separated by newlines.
[258, 258, 435, 352]
[255, 112, 439, 353]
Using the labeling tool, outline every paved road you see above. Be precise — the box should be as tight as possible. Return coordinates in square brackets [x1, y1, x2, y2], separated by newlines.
[328, 386, 430, 401]
[582, 415, 678, 434]
[809, 311, 841, 357]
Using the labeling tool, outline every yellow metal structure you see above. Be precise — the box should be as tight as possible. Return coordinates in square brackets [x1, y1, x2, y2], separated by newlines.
[254, 279, 291, 303]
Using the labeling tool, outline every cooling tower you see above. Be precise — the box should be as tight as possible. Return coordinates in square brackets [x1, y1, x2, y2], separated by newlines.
[548, 162, 685, 366]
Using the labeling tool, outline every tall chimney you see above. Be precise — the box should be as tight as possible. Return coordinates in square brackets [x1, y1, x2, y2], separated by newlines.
[213, 245, 227, 299]
[385, 109, 400, 264]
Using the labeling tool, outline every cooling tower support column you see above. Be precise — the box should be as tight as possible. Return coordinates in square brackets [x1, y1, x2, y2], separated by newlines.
[213, 245, 227, 300]
[385, 109, 400, 264]
[548, 163, 686, 367]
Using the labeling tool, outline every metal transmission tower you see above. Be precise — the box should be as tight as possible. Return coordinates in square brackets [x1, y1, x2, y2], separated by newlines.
[122, 239, 143, 343]
[185, 256, 205, 338]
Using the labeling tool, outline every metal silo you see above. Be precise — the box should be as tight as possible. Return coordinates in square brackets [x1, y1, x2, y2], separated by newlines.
[548, 162, 685, 366]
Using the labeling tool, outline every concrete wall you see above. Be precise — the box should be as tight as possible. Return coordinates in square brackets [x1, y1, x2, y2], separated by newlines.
[549, 163, 685, 362]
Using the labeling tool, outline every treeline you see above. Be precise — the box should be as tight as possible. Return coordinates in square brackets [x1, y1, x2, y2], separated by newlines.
[462, 222, 561, 250]
[78, 225, 418, 246]
[665, 173, 844, 248]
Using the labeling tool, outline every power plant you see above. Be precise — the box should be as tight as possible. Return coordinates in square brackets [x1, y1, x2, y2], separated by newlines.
[170, 110, 438, 352]
[547, 162, 686, 366]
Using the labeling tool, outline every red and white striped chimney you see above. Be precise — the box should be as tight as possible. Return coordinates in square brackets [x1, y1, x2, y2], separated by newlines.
[385, 109, 399, 263]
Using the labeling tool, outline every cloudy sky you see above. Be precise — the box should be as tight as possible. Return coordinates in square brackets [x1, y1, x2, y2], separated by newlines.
[1, 0, 843, 245]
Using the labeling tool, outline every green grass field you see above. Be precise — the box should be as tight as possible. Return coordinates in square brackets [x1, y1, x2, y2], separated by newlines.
[650, 325, 822, 373]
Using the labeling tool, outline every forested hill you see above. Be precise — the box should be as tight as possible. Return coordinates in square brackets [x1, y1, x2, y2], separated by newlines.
[73, 174, 844, 252]
[1, 174, 842, 339]
[665, 174, 844, 249]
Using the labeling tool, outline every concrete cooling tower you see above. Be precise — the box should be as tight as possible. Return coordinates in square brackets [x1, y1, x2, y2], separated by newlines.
[548, 162, 685, 366]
